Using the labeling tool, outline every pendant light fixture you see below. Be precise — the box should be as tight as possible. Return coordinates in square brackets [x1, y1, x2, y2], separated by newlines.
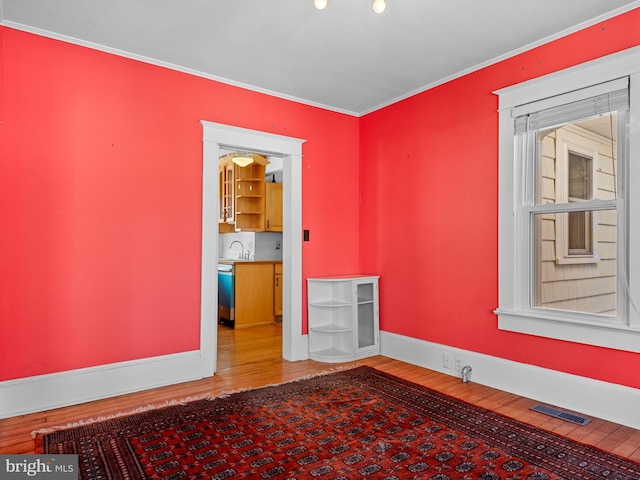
[231, 153, 254, 167]
[222, 152, 269, 169]
[372, 0, 386, 13]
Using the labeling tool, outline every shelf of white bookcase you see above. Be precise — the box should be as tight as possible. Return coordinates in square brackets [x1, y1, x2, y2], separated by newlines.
[309, 299, 351, 308]
[310, 324, 353, 334]
[309, 347, 353, 362]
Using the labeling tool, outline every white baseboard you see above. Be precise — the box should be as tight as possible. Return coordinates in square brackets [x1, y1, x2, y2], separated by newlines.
[0, 351, 203, 419]
[380, 331, 640, 429]
[4, 335, 638, 429]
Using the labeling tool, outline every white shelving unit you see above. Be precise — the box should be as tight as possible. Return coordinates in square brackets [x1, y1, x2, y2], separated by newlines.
[307, 275, 379, 362]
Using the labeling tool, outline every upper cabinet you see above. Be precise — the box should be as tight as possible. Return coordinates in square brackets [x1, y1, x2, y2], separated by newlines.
[219, 153, 270, 232]
[235, 157, 268, 232]
[265, 182, 283, 232]
[218, 159, 235, 233]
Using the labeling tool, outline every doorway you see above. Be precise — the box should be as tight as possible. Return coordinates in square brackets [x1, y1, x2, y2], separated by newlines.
[216, 149, 284, 367]
[199, 122, 307, 377]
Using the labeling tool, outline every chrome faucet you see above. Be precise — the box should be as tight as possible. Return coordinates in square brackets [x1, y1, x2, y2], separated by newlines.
[229, 240, 244, 259]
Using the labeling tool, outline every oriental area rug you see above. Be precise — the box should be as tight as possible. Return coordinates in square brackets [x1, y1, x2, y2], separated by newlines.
[36, 366, 639, 480]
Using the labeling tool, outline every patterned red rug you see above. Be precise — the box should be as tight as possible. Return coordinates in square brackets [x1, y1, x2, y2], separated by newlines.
[37, 366, 638, 479]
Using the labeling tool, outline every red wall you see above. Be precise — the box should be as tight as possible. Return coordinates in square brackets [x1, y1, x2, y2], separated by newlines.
[0, 27, 359, 381]
[2, 8, 640, 390]
[359, 8, 640, 389]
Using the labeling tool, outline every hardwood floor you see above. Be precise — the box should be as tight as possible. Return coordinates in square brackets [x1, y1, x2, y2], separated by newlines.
[2, 323, 640, 463]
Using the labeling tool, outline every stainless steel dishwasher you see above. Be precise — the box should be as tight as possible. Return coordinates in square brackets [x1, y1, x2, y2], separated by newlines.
[218, 263, 235, 327]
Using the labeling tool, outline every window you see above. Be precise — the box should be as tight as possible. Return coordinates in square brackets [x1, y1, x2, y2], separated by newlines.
[567, 151, 592, 254]
[550, 124, 603, 266]
[556, 129, 598, 259]
[494, 46, 640, 352]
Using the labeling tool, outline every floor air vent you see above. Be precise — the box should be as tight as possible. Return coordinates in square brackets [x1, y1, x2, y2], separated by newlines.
[530, 404, 591, 426]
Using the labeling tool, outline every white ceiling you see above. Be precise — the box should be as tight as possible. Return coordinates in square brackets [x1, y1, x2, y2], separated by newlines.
[1, 0, 639, 116]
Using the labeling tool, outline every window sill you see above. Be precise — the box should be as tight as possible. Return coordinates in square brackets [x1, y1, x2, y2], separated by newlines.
[494, 309, 640, 353]
[554, 255, 599, 265]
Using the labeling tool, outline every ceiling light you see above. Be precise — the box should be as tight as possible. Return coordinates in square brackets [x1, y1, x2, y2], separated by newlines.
[313, 0, 386, 13]
[231, 153, 254, 167]
[314, 0, 328, 10]
[372, 0, 386, 14]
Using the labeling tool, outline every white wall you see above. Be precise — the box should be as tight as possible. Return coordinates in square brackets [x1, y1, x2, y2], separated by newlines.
[219, 232, 283, 261]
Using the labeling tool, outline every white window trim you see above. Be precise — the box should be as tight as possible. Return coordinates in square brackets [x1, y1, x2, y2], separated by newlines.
[494, 46, 640, 353]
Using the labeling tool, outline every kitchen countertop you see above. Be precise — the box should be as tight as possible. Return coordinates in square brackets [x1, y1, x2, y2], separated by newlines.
[218, 259, 282, 265]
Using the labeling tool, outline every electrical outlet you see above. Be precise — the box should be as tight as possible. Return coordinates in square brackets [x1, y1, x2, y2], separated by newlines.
[276, 240, 281, 250]
[455, 355, 463, 372]
[443, 353, 453, 369]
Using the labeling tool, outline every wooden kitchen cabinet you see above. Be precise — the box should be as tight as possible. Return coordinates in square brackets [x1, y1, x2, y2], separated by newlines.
[218, 153, 269, 233]
[218, 158, 235, 233]
[234, 262, 275, 328]
[235, 156, 268, 231]
[274, 263, 283, 317]
[265, 182, 283, 232]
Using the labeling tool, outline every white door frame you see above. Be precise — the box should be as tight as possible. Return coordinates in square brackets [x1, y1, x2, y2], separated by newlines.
[200, 121, 308, 376]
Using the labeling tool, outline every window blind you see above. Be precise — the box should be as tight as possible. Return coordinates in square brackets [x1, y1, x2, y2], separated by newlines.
[514, 80, 629, 135]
